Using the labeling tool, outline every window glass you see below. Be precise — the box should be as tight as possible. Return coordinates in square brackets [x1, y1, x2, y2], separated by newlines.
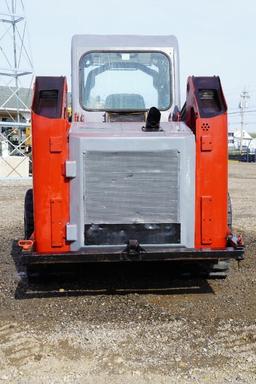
[80, 51, 171, 111]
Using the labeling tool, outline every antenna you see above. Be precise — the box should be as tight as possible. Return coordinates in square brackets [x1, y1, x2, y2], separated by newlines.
[0, 0, 34, 176]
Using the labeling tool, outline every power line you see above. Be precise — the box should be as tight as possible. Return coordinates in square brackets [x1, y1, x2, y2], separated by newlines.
[228, 109, 256, 115]
[229, 122, 256, 125]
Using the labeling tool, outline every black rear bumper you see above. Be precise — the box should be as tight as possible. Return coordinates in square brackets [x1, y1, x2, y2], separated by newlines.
[20, 246, 244, 265]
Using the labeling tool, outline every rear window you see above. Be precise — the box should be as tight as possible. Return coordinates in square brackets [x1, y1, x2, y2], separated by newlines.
[79, 51, 172, 111]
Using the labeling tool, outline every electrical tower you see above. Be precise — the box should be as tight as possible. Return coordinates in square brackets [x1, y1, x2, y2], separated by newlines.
[0, 0, 34, 176]
[239, 90, 250, 153]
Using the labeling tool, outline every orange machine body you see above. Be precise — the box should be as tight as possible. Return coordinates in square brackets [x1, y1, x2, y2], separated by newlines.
[184, 76, 228, 249]
[30, 76, 233, 258]
[19, 72, 244, 265]
[31, 77, 70, 253]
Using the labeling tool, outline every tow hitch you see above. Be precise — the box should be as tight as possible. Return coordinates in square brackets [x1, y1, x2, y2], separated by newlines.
[121, 240, 146, 260]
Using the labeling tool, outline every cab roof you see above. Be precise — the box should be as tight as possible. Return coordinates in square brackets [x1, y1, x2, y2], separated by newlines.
[72, 34, 178, 50]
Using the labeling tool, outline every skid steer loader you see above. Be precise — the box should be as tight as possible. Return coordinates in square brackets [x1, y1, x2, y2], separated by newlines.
[19, 35, 244, 277]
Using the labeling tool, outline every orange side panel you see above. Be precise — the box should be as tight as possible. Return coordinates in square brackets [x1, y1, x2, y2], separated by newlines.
[184, 77, 228, 249]
[195, 114, 228, 248]
[32, 113, 70, 253]
[201, 196, 213, 245]
[50, 198, 64, 247]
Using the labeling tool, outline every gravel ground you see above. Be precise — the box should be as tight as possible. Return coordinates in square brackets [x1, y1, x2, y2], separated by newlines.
[0, 162, 256, 383]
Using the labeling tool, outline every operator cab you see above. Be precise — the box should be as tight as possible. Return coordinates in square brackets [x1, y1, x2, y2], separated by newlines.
[71, 35, 180, 123]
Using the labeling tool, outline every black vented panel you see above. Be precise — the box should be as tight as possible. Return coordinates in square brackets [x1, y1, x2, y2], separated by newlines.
[32, 76, 65, 118]
[84, 223, 181, 245]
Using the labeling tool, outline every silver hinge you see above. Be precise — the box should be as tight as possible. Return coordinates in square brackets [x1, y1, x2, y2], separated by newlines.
[65, 161, 76, 178]
[66, 224, 77, 241]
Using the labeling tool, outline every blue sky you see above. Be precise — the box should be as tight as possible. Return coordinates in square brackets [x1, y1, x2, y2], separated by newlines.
[19, 0, 256, 130]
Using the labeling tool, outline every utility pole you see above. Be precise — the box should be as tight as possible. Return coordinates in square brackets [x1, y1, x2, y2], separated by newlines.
[239, 90, 250, 153]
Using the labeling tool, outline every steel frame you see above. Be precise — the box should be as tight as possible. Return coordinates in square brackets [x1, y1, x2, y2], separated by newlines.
[0, 0, 33, 177]
[20, 246, 244, 265]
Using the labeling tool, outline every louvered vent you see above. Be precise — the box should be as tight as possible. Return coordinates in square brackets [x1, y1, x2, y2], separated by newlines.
[83, 150, 180, 225]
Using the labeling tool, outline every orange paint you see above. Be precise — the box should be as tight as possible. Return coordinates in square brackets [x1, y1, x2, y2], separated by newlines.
[185, 77, 228, 249]
[195, 114, 228, 248]
[31, 77, 70, 253]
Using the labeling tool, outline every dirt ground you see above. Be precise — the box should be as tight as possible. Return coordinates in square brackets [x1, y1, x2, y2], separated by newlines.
[0, 161, 256, 383]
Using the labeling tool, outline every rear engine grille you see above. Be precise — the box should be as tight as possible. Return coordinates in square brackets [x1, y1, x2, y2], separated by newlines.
[83, 150, 180, 225]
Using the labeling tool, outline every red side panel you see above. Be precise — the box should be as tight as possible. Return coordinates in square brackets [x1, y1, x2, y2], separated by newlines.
[32, 114, 70, 253]
[195, 114, 228, 248]
[185, 76, 228, 249]
[201, 196, 213, 245]
[31, 77, 70, 253]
